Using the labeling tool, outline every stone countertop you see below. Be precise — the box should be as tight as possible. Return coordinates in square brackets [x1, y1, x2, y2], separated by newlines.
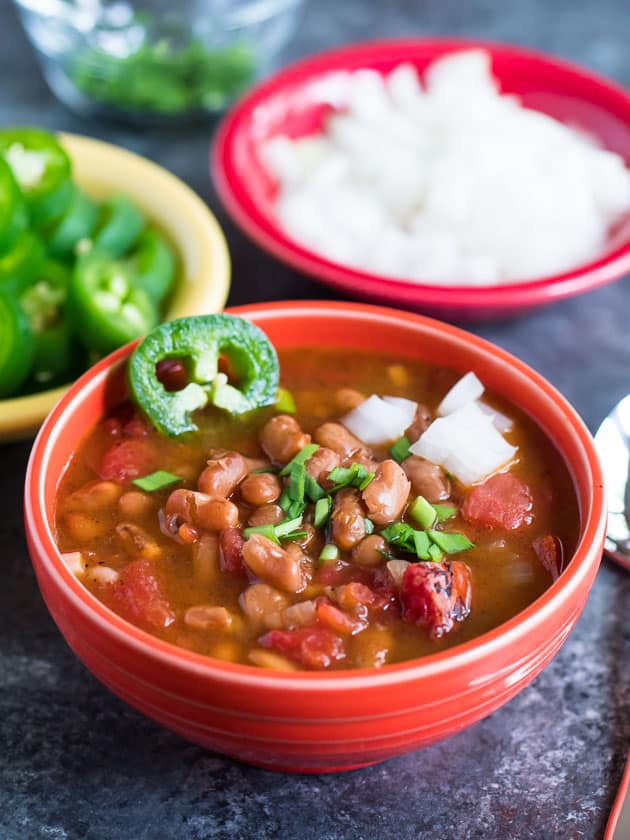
[2, 1, 630, 837]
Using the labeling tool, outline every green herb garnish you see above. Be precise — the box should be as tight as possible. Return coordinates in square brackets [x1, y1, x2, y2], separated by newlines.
[408, 495, 437, 530]
[319, 544, 339, 563]
[433, 504, 457, 522]
[242, 522, 280, 544]
[305, 473, 326, 502]
[327, 462, 375, 492]
[364, 518, 374, 535]
[390, 435, 411, 463]
[427, 529, 474, 554]
[132, 469, 181, 492]
[314, 496, 333, 528]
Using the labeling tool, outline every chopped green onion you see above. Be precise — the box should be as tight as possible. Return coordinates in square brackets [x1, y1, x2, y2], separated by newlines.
[305, 473, 326, 502]
[364, 518, 374, 535]
[319, 543, 339, 563]
[413, 529, 431, 560]
[243, 523, 280, 544]
[390, 435, 411, 463]
[377, 549, 400, 562]
[428, 543, 443, 562]
[279, 443, 319, 476]
[427, 529, 474, 554]
[274, 516, 304, 539]
[249, 466, 279, 475]
[281, 530, 308, 542]
[409, 495, 437, 530]
[314, 496, 333, 528]
[287, 460, 306, 503]
[433, 504, 457, 522]
[327, 462, 375, 492]
[358, 471, 375, 491]
[275, 387, 296, 414]
[132, 470, 181, 492]
[379, 521, 417, 554]
[278, 489, 305, 519]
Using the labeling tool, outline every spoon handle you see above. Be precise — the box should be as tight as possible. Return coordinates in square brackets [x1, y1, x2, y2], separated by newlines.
[605, 752, 630, 840]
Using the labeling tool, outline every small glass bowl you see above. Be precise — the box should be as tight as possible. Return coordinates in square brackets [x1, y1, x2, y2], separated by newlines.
[13, 0, 303, 125]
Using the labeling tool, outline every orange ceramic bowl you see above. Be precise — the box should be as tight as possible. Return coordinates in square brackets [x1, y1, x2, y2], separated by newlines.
[24, 302, 606, 773]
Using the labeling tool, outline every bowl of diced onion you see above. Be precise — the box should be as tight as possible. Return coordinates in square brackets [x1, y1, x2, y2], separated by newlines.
[213, 39, 630, 320]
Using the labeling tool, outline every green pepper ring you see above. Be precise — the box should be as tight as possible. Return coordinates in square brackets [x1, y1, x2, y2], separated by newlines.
[128, 314, 279, 437]
[0, 231, 45, 296]
[0, 157, 28, 256]
[93, 194, 144, 258]
[0, 289, 35, 398]
[46, 185, 99, 259]
[0, 127, 73, 228]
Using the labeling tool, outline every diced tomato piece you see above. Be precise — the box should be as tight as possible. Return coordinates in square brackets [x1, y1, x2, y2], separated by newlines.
[156, 359, 188, 392]
[337, 581, 394, 613]
[110, 558, 175, 632]
[317, 561, 373, 587]
[401, 560, 472, 639]
[533, 534, 564, 581]
[315, 599, 366, 635]
[98, 438, 155, 483]
[259, 624, 346, 669]
[219, 527, 246, 575]
[462, 473, 533, 530]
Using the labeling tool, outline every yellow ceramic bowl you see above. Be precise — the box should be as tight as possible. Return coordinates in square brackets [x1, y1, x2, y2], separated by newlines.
[0, 132, 231, 443]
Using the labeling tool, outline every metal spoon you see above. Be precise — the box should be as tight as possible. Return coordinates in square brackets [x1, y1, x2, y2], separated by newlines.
[594, 393, 630, 572]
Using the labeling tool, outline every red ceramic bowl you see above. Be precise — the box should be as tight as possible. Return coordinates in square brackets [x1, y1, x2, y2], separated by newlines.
[24, 302, 606, 772]
[213, 39, 630, 321]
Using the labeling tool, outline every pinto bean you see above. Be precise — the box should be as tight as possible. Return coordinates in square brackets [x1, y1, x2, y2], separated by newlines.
[197, 451, 247, 498]
[405, 404, 433, 444]
[260, 415, 310, 465]
[282, 599, 317, 629]
[240, 472, 282, 506]
[184, 605, 234, 631]
[313, 422, 369, 461]
[247, 504, 285, 527]
[362, 459, 410, 525]
[335, 388, 366, 413]
[64, 480, 122, 512]
[248, 649, 298, 671]
[352, 535, 387, 567]
[402, 456, 451, 502]
[63, 512, 109, 542]
[115, 522, 162, 560]
[241, 534, 306, 593]
[240, 582, 290, 630]
[305, 447, 340, 486]
[331, 488, 366, 551]
[165, 489, 239, 532]
[118, 491, 155, 519]
[192, 533, 220, 587]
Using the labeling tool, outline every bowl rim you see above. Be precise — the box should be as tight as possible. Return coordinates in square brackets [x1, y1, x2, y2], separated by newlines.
[0, 130, 231, 442]
[25, 300, 607, 690]
[212, 36, 630, 308]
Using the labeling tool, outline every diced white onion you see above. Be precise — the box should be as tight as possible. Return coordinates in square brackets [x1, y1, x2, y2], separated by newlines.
[410, 401, 517, 485]
[86, 565, 120, 585]
[61, 551, 85, 578]
[477, 400, 514, 433]
[341, 394, 411, 444]
[381, 396, 418, 427]
[437, 372, 484, 416]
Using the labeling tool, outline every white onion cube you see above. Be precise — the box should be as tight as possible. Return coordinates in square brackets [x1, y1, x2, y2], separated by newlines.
[341, 394, 411, 444]
[437, 372, 485, 415]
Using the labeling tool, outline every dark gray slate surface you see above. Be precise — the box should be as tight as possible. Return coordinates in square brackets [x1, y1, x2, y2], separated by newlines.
[2, 1, 630, 838]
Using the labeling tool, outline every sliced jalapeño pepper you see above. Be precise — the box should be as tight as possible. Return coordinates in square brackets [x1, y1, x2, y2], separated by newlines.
[92, 194, 144, 257]
[0, 288, 35, 397]
[0, 128, 73, 228]
[19, 259, 74, 384]
[129, 314, 279, 437]
[67, 249, 158, 355]
[0, 230, 45, 296]
[46, 185, 99, 259]
[125, 227, 176, 306]
[0, 156, 28, 255]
